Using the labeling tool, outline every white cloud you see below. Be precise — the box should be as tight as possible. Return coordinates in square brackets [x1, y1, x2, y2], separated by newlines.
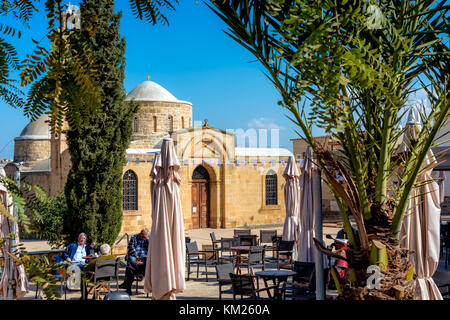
[247, 117, 284, 130]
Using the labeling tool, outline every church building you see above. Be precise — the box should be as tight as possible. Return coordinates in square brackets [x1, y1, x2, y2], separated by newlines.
[7, 79, 296, 235]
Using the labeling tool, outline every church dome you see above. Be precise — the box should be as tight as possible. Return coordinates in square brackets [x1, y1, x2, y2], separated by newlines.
[15, 115, 51, 140]
[125, 80, 180, 103]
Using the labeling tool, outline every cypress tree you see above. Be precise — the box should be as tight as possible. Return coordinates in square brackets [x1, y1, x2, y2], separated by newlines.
[63, 0, 138, 246]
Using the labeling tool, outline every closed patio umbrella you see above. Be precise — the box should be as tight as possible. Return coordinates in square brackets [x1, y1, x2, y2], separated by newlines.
[143, 152, 160, 294]
[0, 168, 28, 299]
[282, 156, 300, 242]
[399, 107, 442, 300]
[297, 147, 324, 264]
[144, 138, 185, 300]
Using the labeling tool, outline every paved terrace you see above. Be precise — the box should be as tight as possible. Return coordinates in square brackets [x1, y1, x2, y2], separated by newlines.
[6, 222, 450, 300]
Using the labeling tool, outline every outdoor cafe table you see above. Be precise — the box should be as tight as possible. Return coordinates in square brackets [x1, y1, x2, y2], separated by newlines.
[230, 246, 250, 274]
[255, 270, 297, 300]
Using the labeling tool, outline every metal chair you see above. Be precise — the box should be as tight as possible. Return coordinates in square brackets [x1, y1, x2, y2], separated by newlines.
[283, 261, 315, 297]
[215, 263, 234, 299]
[186, 242, 216, 281]
[264, 240, 294, 269]
[282, 268, 330, 300]
[237, 246, 266, 274]
[85, 258, 119, 300]
[219, 237, 238, 264]
[210, 232, 221, 261]
[229, 273, 268, 300]
[259, 230, 277, 246]
[210, 232, 219, 247]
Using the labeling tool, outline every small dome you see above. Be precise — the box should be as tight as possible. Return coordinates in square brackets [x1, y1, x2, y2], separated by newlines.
[125, 80, 179, 103]
[15, 115, 50, 140]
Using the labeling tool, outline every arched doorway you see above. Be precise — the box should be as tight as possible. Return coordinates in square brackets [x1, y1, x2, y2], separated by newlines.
[192, 166, 210, 228]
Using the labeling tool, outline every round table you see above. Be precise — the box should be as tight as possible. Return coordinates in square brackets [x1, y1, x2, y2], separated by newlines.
[255, 270, 297, 300]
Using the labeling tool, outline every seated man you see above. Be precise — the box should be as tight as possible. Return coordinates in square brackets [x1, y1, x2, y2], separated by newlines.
[119, 228, 149, 295]
[81, 243, 116, 300]
[58, 233, 95, 267]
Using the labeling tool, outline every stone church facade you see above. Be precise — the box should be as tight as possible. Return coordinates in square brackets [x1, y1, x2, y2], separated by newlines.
[8, 79, 296, 236]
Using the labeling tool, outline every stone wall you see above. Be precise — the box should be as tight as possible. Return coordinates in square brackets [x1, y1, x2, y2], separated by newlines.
[132, 101, 192, 139]
[122, 152, 293, 236]
[14, 139, 51, 167]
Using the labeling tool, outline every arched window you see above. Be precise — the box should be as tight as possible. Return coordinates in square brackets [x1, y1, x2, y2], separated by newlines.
[168, 115, 173, 132]
[265, 170, 277, 205]
[133, 117, 138, 133]
[123, 170, 138, 210]
[153, 116, 157, 132]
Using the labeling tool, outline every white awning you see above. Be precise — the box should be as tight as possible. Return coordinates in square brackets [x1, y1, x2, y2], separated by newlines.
[235, 147, 293, 157]
[126, 148, 160, 155]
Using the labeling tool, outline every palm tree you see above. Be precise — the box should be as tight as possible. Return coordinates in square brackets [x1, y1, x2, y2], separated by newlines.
[208, 0, 449, 299]
[0, 0, 36, 109]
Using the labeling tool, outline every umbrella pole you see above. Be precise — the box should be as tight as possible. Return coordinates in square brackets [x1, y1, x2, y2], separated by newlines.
[314, 168, 325, 300]
[7, 170, 20, 300]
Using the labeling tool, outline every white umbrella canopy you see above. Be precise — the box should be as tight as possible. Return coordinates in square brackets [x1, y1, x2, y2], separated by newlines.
[0, 168, 28, 299]
[144, 139, 185, 300]
[282, 156, 300, 242]
[399, 107, 442, 300]
[297, 147, 325, 263]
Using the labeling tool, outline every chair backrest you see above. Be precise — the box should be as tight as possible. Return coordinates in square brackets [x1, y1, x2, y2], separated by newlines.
[293, 261, 315, 281]
[234, 229, 251, 237]
[278, 240, 295, 251]
[259, 230, 277, 244]
[186, 241, 199, 254]
[185, 236, 191, 244]
[216, 263, 234, 281]
[248, 247, 265, 264]
[210, 232, 217, 243]
[220, 238, 234, 252]
[94, 258, 118, 281]
[239, 235, 257, 246]
[229, 273, 255, 298]
[248, 250, 264, 264]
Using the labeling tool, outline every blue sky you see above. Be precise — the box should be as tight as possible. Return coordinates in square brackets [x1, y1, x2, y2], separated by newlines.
[0, 1, 316, 160]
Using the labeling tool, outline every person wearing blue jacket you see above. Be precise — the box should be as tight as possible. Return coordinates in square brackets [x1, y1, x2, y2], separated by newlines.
[57, 233, 95, 266]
